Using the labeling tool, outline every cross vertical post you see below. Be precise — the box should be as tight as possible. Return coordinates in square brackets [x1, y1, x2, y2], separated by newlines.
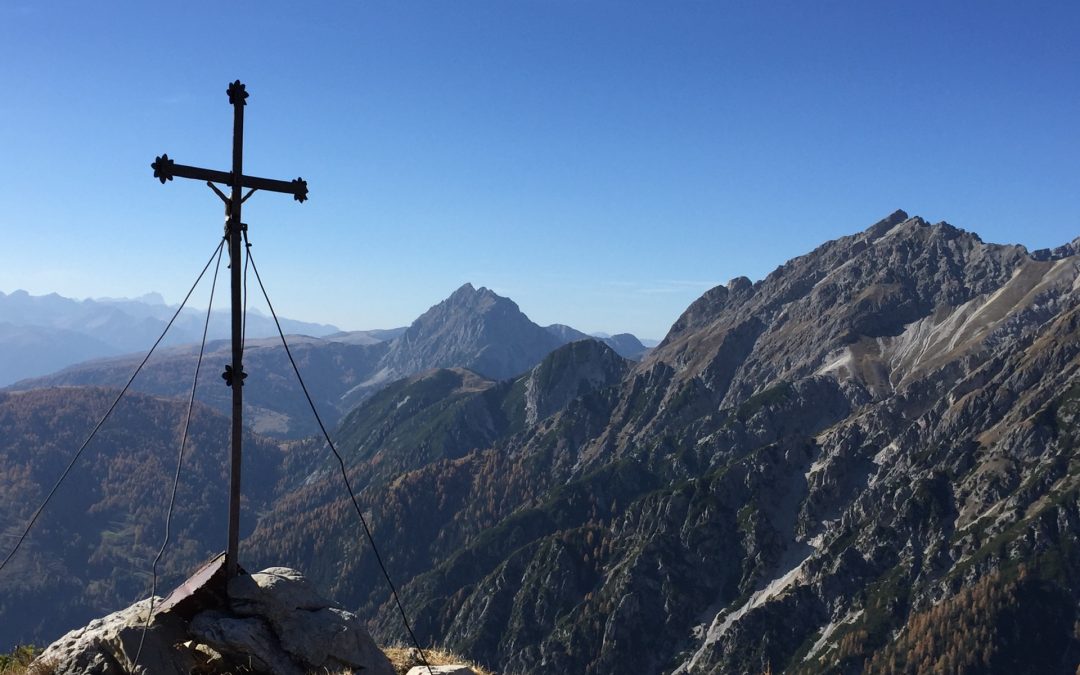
[226, 81, 246, 580]
[151, 81, 308, 579]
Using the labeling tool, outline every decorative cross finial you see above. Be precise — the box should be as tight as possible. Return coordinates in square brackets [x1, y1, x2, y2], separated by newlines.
[151, 154, 176, 184]
[227, 80, 249, 106]
[291, 178, 309, 203]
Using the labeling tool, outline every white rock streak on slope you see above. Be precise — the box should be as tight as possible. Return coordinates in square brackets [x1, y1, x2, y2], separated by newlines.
[674, 551, 814, 673]
[815, 258, 1078, 392]
[803, 609, 864, 662]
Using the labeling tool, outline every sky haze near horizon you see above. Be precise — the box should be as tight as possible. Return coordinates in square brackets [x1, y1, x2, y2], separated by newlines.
[1, 1, 1078, 340]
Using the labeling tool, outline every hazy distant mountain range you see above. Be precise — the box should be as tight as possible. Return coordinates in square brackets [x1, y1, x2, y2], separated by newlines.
[0, 290, 340, 386]
[3, 212, 1079, 672]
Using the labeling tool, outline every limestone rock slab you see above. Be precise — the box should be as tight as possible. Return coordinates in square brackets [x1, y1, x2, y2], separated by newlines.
[228, 566, 335, 616]
[35, 597, 192, 675]
[189, 610, 303, 675]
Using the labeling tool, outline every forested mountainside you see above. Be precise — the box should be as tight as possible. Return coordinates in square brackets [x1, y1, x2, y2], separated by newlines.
[0, 387, 286, 650]
[8, 285, 646, 439]
[246, 211, 1080, 673]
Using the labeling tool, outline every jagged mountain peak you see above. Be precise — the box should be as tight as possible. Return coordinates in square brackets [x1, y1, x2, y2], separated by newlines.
[413, 283, 521, 325]
[661, 211, 930, 348]
[657, 210, 1032, 352]
[445, 282, 508, 310]
[623, 212, 1076, 450]
[380, 284, 562, 383]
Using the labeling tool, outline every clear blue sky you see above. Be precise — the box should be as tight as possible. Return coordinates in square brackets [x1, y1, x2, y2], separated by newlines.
[1, 1, 1077, 340]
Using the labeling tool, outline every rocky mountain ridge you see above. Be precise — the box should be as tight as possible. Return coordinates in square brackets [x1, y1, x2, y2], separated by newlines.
[246, 211, 1079, 673]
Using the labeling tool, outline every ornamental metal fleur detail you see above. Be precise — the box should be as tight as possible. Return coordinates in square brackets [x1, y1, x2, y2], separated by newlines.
[291, 178, 308, 203]
[222, 364, 247, 387]
[151, 154, 175, 183]
[227, 80, 249, 106]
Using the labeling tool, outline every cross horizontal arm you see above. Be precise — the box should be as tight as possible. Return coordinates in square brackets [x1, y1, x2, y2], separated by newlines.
[236, 174, 308, 201]
[152, 154, 308, 202]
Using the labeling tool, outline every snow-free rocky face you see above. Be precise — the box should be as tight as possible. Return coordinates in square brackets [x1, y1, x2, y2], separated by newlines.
[243, 212, 1080, 673]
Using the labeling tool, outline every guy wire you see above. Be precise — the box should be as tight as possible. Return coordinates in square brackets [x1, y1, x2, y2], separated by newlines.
[132, 240, 225, 671]
[0, 238, 227, 576]
[244, 237, 435, 675]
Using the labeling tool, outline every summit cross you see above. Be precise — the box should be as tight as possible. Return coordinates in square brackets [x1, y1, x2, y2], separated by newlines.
[151, 80, 308, 578]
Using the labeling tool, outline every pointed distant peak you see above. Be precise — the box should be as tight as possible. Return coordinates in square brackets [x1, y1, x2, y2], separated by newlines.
[451, 282, 477, 297]
[445, 283, 483, 307]
[447, 282, 502, 301]
[445, 282, 496, 303]
[408, 283, 525, 334]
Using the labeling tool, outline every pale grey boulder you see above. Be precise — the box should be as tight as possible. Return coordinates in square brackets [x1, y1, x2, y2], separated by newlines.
[35, 564, 394, 675]
[274, 607, 391, 671]
[226, 566, 394, 675]
[35, 597, 194, 675]
[189, 610, 303, 675]
[228, 566, 335, 614]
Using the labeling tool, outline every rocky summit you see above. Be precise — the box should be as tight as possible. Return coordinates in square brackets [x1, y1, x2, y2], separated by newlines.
[35, 558, 394, 675]
[374, 283, 566, 385]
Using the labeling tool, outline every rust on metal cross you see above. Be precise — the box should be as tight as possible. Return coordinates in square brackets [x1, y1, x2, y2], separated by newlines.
[151, 80, 307, 579]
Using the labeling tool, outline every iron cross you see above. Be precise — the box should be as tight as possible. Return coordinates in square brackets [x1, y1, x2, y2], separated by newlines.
[151, 80, 307, 578]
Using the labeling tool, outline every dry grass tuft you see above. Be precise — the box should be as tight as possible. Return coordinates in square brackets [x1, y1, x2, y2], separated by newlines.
[0, 645, 55, 675]
[384, 645, 495, 675]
